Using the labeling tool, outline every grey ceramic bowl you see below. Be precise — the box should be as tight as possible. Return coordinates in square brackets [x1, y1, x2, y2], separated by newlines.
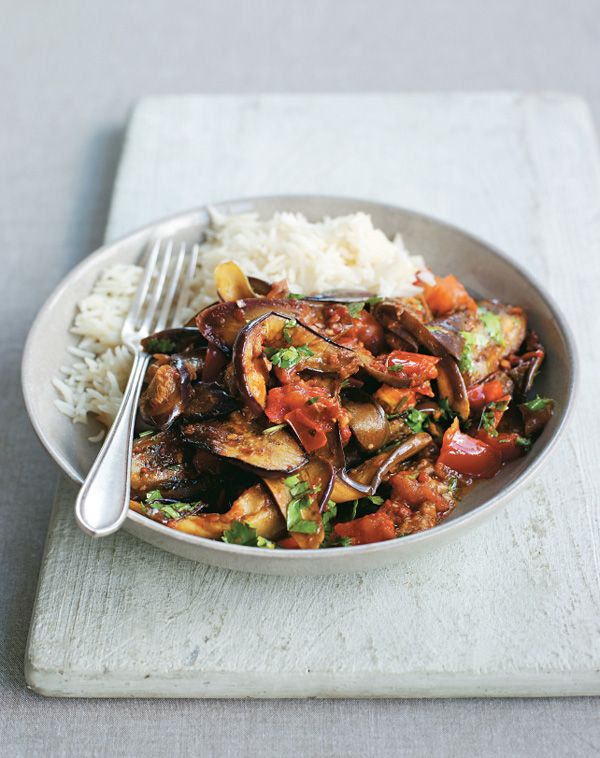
[22, 196, 577, 575]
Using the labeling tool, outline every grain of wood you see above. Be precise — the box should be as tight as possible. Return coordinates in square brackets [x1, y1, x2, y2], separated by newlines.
[26, 93, 600, 697]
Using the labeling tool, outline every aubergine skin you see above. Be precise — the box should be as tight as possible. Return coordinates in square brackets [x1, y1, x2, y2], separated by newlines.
[169, 483, 286, 541]
[232, 311, 361, 416]
[142, 326, 205, 355]
[181, 411, 308, 476]
[196, 298, 320, 354]
[342, 390, 390, 453]
[131, 430, 207, 500]
[331, 432, 432, 502]
[262, 458, 334, 549]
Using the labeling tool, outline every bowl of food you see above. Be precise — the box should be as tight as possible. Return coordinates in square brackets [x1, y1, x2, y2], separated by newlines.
[22, 195, 576, 575]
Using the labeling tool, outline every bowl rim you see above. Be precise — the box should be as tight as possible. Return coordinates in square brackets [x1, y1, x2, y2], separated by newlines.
[22, 193, 579, 562]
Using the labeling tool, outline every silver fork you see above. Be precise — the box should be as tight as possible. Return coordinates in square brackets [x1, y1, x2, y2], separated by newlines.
[75, 238, 199, 537]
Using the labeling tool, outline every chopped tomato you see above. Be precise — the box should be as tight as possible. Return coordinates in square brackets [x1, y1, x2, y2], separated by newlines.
[284, 408, 328, 452]
[265, 383, 321, 421]
[467, 379, 507, 413]
[437, 419, 502, 478]
[277, 536, 300, 549]
[420, 274, 477, 317]
[475, 430, 525, 463]
[372, 350, 439, 387]
[333, 510, 396, 545]
[330, 307, 386, 354]
[265, 381, 350, 452]
[389, 471, 450, 512]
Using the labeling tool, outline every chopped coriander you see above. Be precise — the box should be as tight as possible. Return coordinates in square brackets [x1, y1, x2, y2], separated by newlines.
[307, 396, 319, 405]
[138, 430, 154, 438]
[349, 500, 359, 520]
[458, 331, 487, 374]
[366, 296, 384, 306]
[347, 301, 366, 318]
[284, 476, 320, 534]
[283, 318, 297, 344]
[287, 498, 319, 533]
[479, 399, 509, 437]
[438, 397, 458, 423]
[478, 307, 505, 347]
[144, 337, 176, 354]
[287, 292, 304, 300]
[523, 395, 554, 412]
[265, 344, 314, 369]
[256, 536, 275, 549]
[262, 423, 287, 435]
[515, 435, 532, 449]
[222, 520, 259, 546]
[368, 495, 384, 505]
[340, 378, 351, 389]
[337, 536, 353, 547]
[388, 363, 404, 373]
[402, 408, 430, 434]
[447, 476, 458, 494]
[144, 490, 200, 520]
[322, 500, 338, 536]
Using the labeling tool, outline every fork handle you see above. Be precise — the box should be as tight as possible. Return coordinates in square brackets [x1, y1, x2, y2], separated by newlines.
[75, 351, 151, 537]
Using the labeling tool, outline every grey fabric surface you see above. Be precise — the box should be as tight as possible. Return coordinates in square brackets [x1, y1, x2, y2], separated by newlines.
[2, 1, 600, 755]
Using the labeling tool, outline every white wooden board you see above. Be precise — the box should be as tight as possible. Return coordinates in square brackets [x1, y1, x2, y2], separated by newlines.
[26, 94, 600, 697]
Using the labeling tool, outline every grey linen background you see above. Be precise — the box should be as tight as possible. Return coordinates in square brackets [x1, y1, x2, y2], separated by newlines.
[2, 1, 600, 756]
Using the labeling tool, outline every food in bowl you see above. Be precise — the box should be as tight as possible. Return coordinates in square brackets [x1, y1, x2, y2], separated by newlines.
[55, 211, 554, 549]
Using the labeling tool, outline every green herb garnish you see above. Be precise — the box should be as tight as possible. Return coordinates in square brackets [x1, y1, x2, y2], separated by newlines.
[287, 293, 304, 300]
[283, 318, 297, 344]
[284, 476, 320, 534]
[522, 395, 554, 412]
[515, 435, 532, 449]
[262, 423, 287, 435]
[144, 337, 176, 354]
[458, 331, 487, 374]
[366, 296, 384, 307]
[368, 495, 384, 505]
[438, 397, 458, 423]
[479, 399, 509, 437]
[144, 490, 201, 520]
[447, 476, 458, 494]
[388, 363, 405, 373]
[307, 396, 319, 405]
[257, 536, 276, 549]
[347, 301, 366, 318]
[222, 521, 259, 546]
[402, 408, 430, 434]
[138, 430, 154, 438]
[265, 344, 314, 369]
[478, 307, 505, 347]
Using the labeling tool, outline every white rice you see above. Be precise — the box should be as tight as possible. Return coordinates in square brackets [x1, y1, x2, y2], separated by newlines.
[54, 210, 425, 436]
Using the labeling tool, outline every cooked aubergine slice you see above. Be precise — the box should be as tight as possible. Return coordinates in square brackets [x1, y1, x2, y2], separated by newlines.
[233, 312, 361, 415]
[262, 458, 334, 549]
[342, 390, 390, 453]
[214, 261, 258, 302]
[142, 326, 205, 355]
[330, 432, 432, 502]
[182, 411, 308, 476]
[140, 361, 239, 429]
[169, 483, 286, 541]
[196, 298, 320, 354]
[131, 430, 207, 500]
